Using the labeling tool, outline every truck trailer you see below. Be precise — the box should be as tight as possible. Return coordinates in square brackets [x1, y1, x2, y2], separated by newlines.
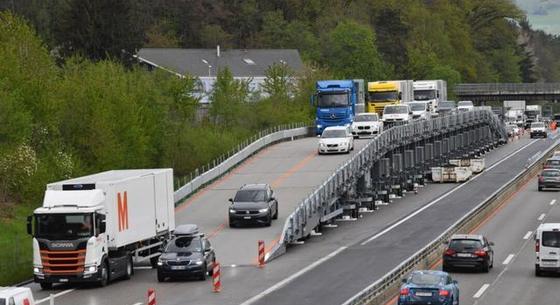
[28, 169, 175, 289]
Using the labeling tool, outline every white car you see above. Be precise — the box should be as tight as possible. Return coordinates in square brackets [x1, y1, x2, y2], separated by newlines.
[382, 105, 411, 124]
[457, 100, 474, 112]
[318, 126, 354, 154]
[535, 223, 560, 276]
[408, 102, 430, 120]
[351, 113, 383, 138]
[0, 287, 35, 305]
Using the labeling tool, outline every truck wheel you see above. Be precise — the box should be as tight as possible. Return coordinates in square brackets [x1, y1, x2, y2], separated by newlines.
[40, 282, 53, 290]
[99, 261, 109, 287]
[124, 256, 133, 280]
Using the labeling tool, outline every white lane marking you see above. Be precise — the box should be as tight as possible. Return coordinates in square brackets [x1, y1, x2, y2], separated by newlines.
[239, 246, 347, 305]
[36, 289, 75, 304]
[550, 199, 556, 205]
[502, 254, 515, 265]
[523, 231, 533, 240]
[473, 284, 490, 299]
[538, 213, 546, 221]
[360, 140, 537, 246]
[132, 303, 142, 305]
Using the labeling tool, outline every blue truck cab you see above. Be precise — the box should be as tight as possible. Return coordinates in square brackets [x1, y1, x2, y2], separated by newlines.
[312, 80, 358, 135]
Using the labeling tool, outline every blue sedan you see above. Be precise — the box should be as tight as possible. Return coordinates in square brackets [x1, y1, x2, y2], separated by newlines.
[398, 270, 459, 305]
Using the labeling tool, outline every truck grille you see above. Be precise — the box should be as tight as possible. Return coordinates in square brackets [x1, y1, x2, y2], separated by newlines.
[40, 249, 86, 274]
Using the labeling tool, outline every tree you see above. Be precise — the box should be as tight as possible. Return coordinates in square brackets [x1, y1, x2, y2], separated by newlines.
[323, 20, 390, 81]
[54, 0, 144, 62]
[262, 63, 295, 101]
[209, 68, 250, 127]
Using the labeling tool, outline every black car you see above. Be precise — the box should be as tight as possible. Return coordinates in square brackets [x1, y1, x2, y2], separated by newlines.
[229, 184, 278, 227]
[538, 169, 560, 191]
[157, 225, 216, 282]
[442, 234, 494, 272]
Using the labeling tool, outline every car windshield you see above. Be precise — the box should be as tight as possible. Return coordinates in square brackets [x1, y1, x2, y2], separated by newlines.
[354, 114, 378, 122]
[542, 170, 560, 177]
[449, 239, 483, 251]
[165, 237, 202, 253]
[542, 231, 560, 248]
[546, 159, 560, 167]
[409, 103, 427, 111]
[439, 102, 455, 109]
[234, 190, 267, 202]
[35, 213, 93, 240]
[414, 90, 436, 101]
[409, 272, 444, 285]
[532, 123, 545, 128]
[384, 106, 408, 114]
[368, 91, 398, 101]
[317, 92, 349, 108]
[322, 129, 347, 138]
[458, 101, 473, 107]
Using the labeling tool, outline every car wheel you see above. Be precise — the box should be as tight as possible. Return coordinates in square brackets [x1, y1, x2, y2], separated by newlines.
[199, 265, 207, 281]
[124, 256, 133, 280]
[272, 204, 278, 219]
[157, 270, 165, 282]
[208, 259, 216, 276]
[265, 213, 272, 227]
[535, 265, 542, 277]
[40, 282, 53, 290]
[442, 263, 450, 272]
[481, 261, 490, 273]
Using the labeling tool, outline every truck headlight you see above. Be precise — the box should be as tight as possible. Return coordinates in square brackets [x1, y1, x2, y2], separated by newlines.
[34, 267, 42, 274]
[258, 208, 269, 213]
[84, 265, 97, 274]
[317, 124, 322, 129]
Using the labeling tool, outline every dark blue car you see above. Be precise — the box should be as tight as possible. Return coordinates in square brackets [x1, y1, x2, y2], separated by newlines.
[398, 270, 459, 305]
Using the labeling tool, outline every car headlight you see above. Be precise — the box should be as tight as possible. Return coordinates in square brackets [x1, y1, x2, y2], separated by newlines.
[258, 208, 269, 213]
[194, 260, 204, 266]
[339, 142, 347, 147]
[157, 260, 163, 266]
[229, 208, 236, 213]
[319, 143, 326, 148]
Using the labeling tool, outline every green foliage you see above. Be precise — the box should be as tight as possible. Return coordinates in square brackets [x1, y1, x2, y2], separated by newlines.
[323, 20, 390, 81]
[262, 63, 296, 101]
[209, 68, 250, 127]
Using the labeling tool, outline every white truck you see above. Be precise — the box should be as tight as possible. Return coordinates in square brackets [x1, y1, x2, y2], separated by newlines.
[504, 100, 526, 126]
[413, 80, 447, 114]
[525, 105, 543, 128]
[397, 80, 414, 105]
[27, 169, 175, 289]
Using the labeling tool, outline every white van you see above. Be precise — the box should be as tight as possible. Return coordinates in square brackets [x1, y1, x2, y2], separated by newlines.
[535, 223, 560, 276]
[0, 287, 35, 305]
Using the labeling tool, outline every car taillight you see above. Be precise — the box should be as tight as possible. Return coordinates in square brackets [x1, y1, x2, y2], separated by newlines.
[536, 240, 540, 252]
[439, 289, 450, 297]
[474, 249, 487, 257]
[444, 248, 456, 256]
[400, 288, 410, 296]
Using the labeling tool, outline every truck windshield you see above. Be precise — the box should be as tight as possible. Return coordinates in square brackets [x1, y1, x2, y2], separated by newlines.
[526, 111, 539, 118]
[354, 114, 378, 122]
[384, 106, 408, 114]
[368, 91, 398, 102]
[35, 213, 93, 240]
[409, 103, 427, 111]
[317, 92, 349, 108]
[0, 298, 5, 305]
[413, 90, 436, 101]
[165, 237, 202, 253]
[542, 231, 560, 248]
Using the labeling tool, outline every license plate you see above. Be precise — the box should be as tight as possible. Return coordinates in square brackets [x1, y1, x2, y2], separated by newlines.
[416, 292, 432, 297]
[59, 278, 68, 283]
[457, 253, 472, 257]
[243, 216, 251, 219]
[170, 266, 187, 270]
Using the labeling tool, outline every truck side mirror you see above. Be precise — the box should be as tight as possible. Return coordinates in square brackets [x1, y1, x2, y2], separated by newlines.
[26, 216, 33, 235]
[310, 95, 317, 106]
[398, 92, 402, 100]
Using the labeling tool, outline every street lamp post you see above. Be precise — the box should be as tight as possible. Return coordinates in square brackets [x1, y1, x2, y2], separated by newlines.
[201, 59, 212, 77]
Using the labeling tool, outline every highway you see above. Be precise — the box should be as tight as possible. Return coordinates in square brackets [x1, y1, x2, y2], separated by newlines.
[26, 133, 556, 305]
[438, 160, 560, 305]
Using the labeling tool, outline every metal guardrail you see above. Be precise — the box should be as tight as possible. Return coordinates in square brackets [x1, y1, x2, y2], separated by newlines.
[342, 136, 560, 305]
[173, 122, 311, 204]
[455, 83, 560, 94]
[269, 109, 505, 259]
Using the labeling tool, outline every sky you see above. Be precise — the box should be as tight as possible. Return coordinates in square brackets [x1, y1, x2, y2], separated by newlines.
[515, 0, 560, 35]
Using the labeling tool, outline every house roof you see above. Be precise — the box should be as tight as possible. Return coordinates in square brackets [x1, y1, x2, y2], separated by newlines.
[136, 48, 304, 78]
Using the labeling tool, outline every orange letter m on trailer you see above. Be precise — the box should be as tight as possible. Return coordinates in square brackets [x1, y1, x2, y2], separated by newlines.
[117, 191, 129, 231]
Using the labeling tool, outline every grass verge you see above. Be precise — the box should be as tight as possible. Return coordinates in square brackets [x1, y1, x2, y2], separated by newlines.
[0, 203, 34, 285]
